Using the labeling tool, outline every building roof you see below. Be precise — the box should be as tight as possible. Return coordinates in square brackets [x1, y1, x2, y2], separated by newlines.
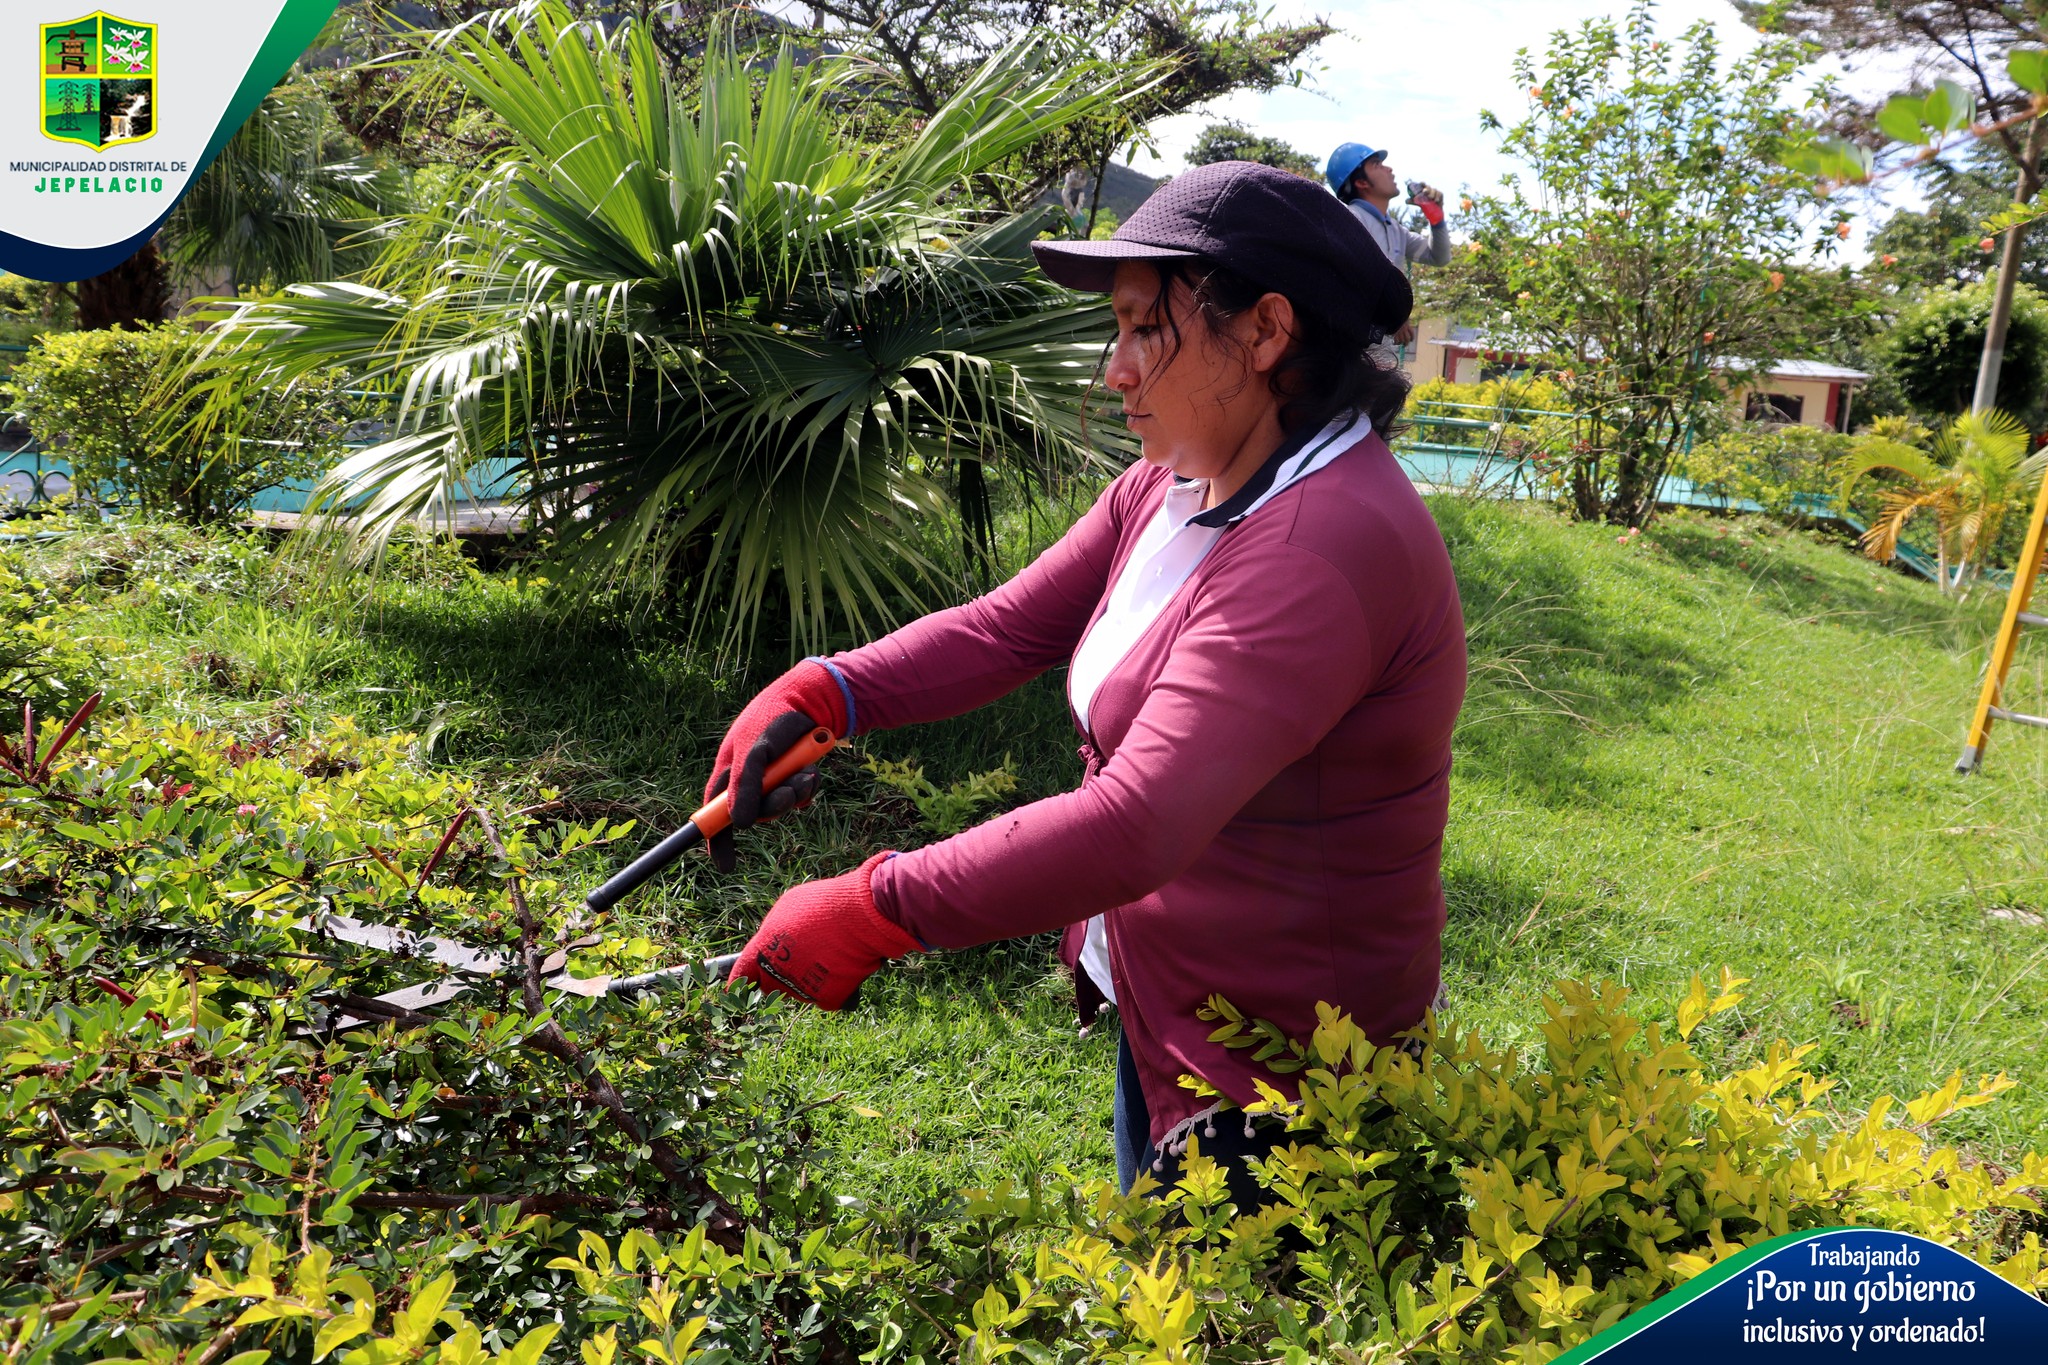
[1426, 328, 1867, 383]
[1758, 358, 1870, 382]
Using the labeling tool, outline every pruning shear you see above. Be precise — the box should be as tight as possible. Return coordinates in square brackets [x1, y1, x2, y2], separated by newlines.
[581, 725, 838, 991]
[313, 727, 839, 1029]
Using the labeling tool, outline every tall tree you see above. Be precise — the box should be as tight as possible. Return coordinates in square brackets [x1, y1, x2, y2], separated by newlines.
[1186, 118, 1316, 176]
[1739, 0, 2047, 412]
[61, 78, 401, 328]
[72, 241, 172, 331]
[789, 0, 1333, 221]
[1869, 136, 2048, 292]
[1453, 2, 1838, 525]
[165, 82, 407, 292]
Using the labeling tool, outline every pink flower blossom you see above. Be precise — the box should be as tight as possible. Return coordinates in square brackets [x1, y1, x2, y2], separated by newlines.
[236, 803, 258, 816]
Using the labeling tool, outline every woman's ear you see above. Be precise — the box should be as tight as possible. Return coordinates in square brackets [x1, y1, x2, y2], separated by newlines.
[1246, 292, 1298, 375]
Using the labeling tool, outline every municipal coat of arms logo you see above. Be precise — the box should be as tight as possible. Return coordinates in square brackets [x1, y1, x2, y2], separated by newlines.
[40, 14, 157, 152]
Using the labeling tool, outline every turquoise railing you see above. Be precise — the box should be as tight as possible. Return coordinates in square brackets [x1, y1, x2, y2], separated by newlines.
[0, 378, 1962, 586]
[1389, 409, 1944, 585]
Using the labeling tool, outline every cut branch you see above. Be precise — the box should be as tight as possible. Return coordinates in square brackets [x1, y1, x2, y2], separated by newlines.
[469, 806, 746, 1246]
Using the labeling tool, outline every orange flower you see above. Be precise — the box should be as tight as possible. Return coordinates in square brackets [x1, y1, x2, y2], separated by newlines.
[1835, 222, 1851, 239]
[1768, 271, 1785, 291]
[1981, 237, 1997, 252]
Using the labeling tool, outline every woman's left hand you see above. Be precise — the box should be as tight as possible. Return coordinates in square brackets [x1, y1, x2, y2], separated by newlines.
[728, 852, 921, 1010]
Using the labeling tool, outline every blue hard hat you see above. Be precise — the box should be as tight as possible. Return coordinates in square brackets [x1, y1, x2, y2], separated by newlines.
[1324, 142, 1382, 196]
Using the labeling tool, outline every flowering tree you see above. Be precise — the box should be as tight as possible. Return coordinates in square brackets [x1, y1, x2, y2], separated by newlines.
[1740, 2, 2048, 413]
[1451, 2, 1843, 525]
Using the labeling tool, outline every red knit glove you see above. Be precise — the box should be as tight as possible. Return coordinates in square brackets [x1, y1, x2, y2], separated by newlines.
[728, 853, 919, 1010]
[1415, 191, 1446, 226]
[704, 660, 851, 872]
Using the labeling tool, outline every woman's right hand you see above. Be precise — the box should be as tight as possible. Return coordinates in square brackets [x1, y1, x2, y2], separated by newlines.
[703, 660, 850, 871]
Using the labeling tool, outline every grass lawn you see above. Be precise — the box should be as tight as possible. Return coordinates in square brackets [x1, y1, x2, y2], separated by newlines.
[41, 494, 2048, 1213]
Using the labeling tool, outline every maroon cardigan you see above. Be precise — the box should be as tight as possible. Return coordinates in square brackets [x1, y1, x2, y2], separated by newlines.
[831, 431, 1467, 1144]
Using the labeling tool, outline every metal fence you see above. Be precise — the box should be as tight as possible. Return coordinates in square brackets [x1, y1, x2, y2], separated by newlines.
[0, 345, 68, 508]
[0, 352, 1953, 582]
[0, 358, 522, 517]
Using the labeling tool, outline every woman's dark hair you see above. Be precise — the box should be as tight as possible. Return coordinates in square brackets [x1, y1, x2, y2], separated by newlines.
[1111, 259, 1410, 438]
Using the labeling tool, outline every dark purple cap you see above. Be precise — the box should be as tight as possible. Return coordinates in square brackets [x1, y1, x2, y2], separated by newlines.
[1031, 160, 1412, 346]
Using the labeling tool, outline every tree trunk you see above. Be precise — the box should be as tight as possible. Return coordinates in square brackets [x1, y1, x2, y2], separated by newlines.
[1085, 143, 1113, 237]
[74, 240, 172, 331]
[1972, 116, 2046, 413]
[956, 456, 993, 582]
[1568, 419, 1603, 520]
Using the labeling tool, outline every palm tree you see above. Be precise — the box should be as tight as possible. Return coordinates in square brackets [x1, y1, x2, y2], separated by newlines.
[1840, 409, 2046, 594]
[166, 81, 408, 292]
[189, 5, 1149, 651]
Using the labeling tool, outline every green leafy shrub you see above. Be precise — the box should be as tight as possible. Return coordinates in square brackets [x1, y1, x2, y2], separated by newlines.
[1679, 423, 1857, 515]
[0, 703, 856, 1363]
[1, 326, 367, 523]
[862, 752, 1019, 836]
[1873, 281, 2048, 419]
[0, 554, 95, 712]
[6, 696, 2045, 1363]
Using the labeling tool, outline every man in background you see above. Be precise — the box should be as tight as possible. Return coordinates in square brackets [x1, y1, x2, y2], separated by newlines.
[1325, 142, 1449, 346]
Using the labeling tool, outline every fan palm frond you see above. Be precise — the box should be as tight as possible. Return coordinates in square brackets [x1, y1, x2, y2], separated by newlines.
[1860, 486, 1954, 564]
[190, 3, 1152, 652]
[1838, 438, 1944, 503]
[168, 83, 406, 288]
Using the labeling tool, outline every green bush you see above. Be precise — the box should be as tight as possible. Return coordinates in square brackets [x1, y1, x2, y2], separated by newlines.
[0, 553, 95, 712]
[1, 326, 367, 523]
[4, 583, 2044, 1362]
[1678, 423, 1857, 516]
[7, 693, 2046, 1362]
[1873, 282, 2048, 419]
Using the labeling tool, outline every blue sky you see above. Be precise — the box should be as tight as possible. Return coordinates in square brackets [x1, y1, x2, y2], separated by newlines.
[1126, 0, 1919, 261]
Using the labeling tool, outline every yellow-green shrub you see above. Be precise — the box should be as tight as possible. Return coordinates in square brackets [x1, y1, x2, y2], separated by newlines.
[1410, 376, 1573, 423]
[8, 697, 2044, 1364]
[39, 961, 2047, 1365]
[1678, 423, 1857, 515]
[1405, 377, 1581, 497]
[934, 973, 2047, 1364]
[0, 553, 93, 712]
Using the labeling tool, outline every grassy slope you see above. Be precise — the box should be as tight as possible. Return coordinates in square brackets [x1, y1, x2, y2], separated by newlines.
[45, 497, 2048, 1212]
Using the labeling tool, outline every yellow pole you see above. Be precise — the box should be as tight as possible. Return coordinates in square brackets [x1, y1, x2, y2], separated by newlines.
[1958, 468, 2048, 771]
